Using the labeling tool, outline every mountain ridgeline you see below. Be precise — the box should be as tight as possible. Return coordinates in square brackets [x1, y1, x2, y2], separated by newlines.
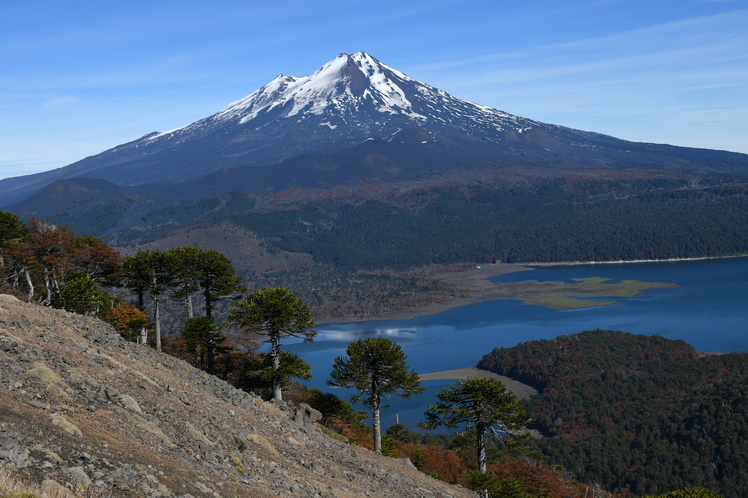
[3, 51, 748, 206]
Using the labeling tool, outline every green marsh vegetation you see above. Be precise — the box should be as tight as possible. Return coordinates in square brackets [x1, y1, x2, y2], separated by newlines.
[497, 276, 679, 310]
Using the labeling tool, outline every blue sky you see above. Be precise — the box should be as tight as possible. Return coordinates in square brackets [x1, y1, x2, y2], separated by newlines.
[1, 0, 747, 181]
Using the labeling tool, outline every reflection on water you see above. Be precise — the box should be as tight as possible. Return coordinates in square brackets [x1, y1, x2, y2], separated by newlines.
[285, 257, 748, 429]
[313, 327, 418, 342]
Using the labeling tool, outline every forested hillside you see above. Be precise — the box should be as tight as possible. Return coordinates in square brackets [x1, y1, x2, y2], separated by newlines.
[478, 330, 748, 497]
[100, 177, 748, 269]
[32, 172, 740, 319]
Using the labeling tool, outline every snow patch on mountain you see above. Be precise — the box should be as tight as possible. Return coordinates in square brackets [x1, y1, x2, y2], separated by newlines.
[216, 52, 430, 124]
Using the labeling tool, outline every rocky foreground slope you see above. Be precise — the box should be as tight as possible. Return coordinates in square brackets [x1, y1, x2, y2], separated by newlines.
[0, 295, 474, 498]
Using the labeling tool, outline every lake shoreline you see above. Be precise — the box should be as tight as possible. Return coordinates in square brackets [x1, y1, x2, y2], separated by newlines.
[419, 367, 538, 400]
[527, 253, 748, 267]
[316, 263, 531, 324]
[317, 255, 747, 324]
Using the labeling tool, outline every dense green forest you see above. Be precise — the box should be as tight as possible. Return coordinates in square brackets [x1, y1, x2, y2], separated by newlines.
[104, 180, 748, 269]
[477, 330, 748, 497]
[30, 194, 147, 237]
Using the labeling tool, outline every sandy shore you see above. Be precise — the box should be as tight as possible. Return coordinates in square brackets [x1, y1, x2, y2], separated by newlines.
[419, 367, 538, 400]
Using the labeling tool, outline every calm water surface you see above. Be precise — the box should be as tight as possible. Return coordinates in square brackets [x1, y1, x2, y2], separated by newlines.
[285, 257, 748, 428]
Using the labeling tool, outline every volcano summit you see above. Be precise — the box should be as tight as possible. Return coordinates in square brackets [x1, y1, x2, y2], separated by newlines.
[2, 52, 747, 207]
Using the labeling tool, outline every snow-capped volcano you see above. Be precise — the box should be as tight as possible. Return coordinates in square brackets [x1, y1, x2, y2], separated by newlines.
[218, 52, 430, 122]
[149, 51, 528, 146]
[2, 52, 747, 206]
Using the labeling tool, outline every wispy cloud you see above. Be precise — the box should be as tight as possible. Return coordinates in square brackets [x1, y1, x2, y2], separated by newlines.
[42, 95, 81, 107]
[405, 8, 746, 152]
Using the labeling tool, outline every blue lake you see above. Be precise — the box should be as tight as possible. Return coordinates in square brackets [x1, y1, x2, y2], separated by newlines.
[284, 256, 748, 429]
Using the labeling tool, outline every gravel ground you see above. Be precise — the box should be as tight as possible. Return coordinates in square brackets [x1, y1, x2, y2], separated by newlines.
[0, 294, 475, 498]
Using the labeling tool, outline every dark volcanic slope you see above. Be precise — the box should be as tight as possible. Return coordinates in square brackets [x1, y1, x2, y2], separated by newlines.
[2, 52, 747, 206]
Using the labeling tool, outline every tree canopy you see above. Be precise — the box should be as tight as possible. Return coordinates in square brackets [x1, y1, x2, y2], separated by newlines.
[228, 287, 316, 401]
[121, 249, 173, 350]
[419, 377, 529, 473]
[478, 330, 747, 497]
[194, 248, 246, 318]
[328, 337, 423, 454]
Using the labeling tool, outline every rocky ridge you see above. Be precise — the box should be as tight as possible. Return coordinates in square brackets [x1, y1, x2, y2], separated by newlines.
[0, 294, 474, 498]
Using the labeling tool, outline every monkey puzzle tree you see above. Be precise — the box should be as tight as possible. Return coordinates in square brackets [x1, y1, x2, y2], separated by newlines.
[235, 351, 312, 400]
[181, 317, 227, 374]
[166, 246, 202, 319]
[419, 377, 529, 474]
[121, 250, 173, 350]
[0, 211, 30, 268]
[55, 272, 111, 317]
[328, 337, 423, 454]
[228, 287, 316, 402]
[195, 249, 245, 318]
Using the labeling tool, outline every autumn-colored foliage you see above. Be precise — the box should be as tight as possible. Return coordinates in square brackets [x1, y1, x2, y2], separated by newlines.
[489, 455, 586, 498]
[105, 301, 149, 341]
[478, 330, 748, 496]
[2, 217, 124, 309]
[72, 235, 123, 286]
[303, 391, 590, 497]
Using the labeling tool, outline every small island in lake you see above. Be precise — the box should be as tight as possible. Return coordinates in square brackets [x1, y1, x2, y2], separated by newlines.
[321, 264, 680, 322]
[495, 276, 678, 310]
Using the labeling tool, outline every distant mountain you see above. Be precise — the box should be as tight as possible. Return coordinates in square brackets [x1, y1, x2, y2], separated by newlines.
[9, 178, 134, 214]
[3, 51, 748, 207]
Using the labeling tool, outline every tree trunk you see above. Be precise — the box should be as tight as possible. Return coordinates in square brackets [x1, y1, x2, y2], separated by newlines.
[139, 326, 147, 345]
[204, 290, 212, 318]
[271, 334, 282, 401]
[186, 293, 194, 319]
[477, 422, 487, 472]
[207, 346, 215, 375]
[372, 376, 382, 454]
[43, 272, 53, 305]
[373, 400, 382, 454]
[136, 289, 144, 311]
[477, 423, 488, 498]
[24, 268, 34, 301]
[154, 296, 161, 351]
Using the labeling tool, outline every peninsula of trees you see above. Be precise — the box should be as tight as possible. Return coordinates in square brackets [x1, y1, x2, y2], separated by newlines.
[478, 330, 748, 498]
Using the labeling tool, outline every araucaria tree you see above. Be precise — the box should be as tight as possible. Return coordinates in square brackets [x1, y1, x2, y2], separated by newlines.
[228, 287, 316, 402]
[195, 249, 245, 318]
[419, 377, 529, 473]
[121, 250, 173, 350]
[328, 337, 424, 454]
[181, 317, 226, 375]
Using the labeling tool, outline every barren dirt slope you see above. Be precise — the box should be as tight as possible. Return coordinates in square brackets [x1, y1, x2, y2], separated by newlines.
[0, 295, 474, 498]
